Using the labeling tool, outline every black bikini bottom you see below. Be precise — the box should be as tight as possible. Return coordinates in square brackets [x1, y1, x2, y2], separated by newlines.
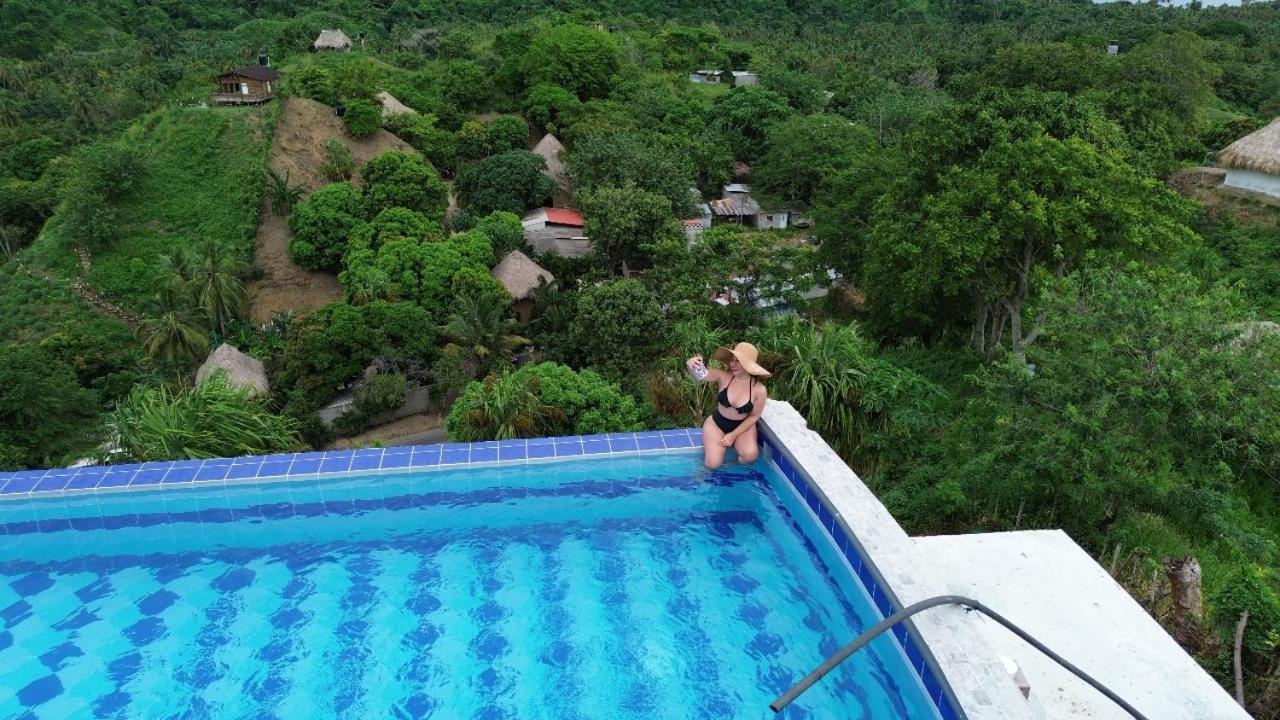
[713, 410, 746, 434]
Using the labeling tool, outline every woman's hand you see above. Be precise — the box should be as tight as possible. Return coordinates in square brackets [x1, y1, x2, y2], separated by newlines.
[685, 355, 704, 371]
[720, 433, 736, 447]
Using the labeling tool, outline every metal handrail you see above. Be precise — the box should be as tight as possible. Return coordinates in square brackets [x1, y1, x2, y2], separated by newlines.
[770, 594, 1151, 720]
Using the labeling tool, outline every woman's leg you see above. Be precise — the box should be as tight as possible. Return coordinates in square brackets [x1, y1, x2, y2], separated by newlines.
[702, 415, 729, 469]
[732, 424, 759, 464]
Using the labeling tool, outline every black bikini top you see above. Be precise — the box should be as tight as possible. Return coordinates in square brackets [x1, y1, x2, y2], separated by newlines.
[718, 377, 755, 415]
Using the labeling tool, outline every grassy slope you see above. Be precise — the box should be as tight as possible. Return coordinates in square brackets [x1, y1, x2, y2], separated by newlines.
[32, 104, 274, 311]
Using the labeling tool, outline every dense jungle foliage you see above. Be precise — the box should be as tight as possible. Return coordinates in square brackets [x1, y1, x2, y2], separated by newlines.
[3, 0, 1280, 710]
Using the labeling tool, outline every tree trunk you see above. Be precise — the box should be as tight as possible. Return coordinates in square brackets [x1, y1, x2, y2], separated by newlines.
[1234, 609, 1249, 707]
[1165, 556, 1204, 622]
[1163, 556, 1206, 651]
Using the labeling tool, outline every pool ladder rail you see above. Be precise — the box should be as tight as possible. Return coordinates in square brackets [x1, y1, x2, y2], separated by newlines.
[770, 594, 1151, 720]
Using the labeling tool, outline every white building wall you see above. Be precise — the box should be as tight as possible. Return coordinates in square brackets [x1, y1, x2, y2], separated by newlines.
[1223, 168, 1280, 198]
[754, 211, 789, 230]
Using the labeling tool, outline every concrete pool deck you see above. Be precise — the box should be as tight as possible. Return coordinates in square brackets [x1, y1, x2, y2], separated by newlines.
[759, 401, 1250, 720]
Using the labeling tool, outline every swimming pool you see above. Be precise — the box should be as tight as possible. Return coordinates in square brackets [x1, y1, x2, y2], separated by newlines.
[0, 436, 943, 719]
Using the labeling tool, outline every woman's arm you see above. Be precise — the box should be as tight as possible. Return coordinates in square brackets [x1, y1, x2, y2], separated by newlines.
[686, 355, 729, 384]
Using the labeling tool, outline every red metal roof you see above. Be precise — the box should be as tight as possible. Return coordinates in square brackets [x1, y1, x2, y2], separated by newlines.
[544, 208, 584, 226]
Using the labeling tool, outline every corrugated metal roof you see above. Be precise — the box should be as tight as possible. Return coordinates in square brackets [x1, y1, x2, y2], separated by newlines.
[224, 66, 279, 81]
[710, 196, 760, 216]
[544, 208, 584, 226]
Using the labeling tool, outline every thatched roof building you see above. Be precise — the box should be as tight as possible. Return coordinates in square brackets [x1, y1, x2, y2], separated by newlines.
[532, 134, 569, 191]
[492, 250, 554, 301]
[1218, 118, 1280, 199]
[1219, 118, 1280, 174]
[313, 29, 353, 52]
[376, 91, 416, 117]
[196, 344, 270, 397]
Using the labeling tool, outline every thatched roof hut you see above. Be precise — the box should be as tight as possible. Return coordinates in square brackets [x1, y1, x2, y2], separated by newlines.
[196, 344, 270, 397]
[313, 29, 353, 52]
[1218, 118, 1280, 175]
[376, 91, 416, 117]
[532, 133, 569, 192]
[492, 250, 554, 301]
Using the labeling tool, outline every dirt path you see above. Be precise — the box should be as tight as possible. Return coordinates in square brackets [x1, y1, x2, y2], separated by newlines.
[1169, 167, 1280, 228]
[14, 256, 142, 329]
[246, 97, 421, 323]
[324, 412, 446, 449]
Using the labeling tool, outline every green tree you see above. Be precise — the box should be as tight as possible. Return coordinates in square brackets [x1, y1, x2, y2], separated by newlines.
[473, 210, 528, 256]
[648, 224, 817, 311]
[189, 240, 246, 338]
[486, 116, 529, 154]
[577, 184, 681, 275]
[137, 287, 210, 370]
[523, 83, 582, 132]
[435, 60, 490, 111]
[440, 289, 528, 378]
[564, 132, 693, 214]
[519, 25, 621, 100]
[383, 113, 458, 175]
[754, 114, 877, 208]
[277, 301, 438, 413]
[288, 182, 367, 272]
[569, 279, 667, 379]
[343, 99, 382, 138]
[455, 120, 490, 162]
[0, 344, 99, 470]
[710, 86, 796, 161]
[456, 150, 554, 215]
[446, 361, 644, 441]
[361, 150, 449, 224]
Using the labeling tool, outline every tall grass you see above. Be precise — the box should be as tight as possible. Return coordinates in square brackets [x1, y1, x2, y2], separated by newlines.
[108, 372, 301, 461]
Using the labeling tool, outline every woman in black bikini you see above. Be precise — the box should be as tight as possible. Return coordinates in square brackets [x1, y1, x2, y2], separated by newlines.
[686, 342, 770, 469]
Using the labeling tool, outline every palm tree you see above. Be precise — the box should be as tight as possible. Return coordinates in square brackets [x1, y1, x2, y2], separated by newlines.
[137, 286, 210, 370]
[155, 248, 196, 296]
[451, 371, 564, 441]
[189, 240, 246, 338]
[265, 167, 304, 216]
[441, 292, 531, 378]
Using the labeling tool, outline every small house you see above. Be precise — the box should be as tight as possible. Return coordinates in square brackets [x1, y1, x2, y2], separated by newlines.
[689, 69, 723, 84]
[723, 70, 758, 87]
[492, 250, 555, 323]
[196, 344, 269, 397]
[683, 187, 713, 243]
[1217, 117, 1280, 199]
[522, 207, 591, 258]
[1106, 41, 1120, 56]
[213, 64, 279, 105]
[532, 134, 572, 208]
[710, 184, 788, 230]
[313, 29, 353, 52]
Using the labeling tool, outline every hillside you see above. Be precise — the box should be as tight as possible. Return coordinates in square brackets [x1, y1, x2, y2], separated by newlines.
[247, 97, 417, 322]
[30, 106, 273, 311]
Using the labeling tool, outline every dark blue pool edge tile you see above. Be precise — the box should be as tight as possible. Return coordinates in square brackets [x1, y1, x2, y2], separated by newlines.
[759, 430, 967, 720]
[0, 430, 705, 501]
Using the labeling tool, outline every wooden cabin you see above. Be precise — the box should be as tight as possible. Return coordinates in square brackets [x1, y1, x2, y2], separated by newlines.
[212, 65, 280, 105]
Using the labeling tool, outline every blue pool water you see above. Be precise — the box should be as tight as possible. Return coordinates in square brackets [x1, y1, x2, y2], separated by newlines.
[0, 453, 938, 719]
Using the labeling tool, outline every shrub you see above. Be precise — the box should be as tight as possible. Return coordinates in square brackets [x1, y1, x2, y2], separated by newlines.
[569, 279, 667, 379]
[487, 116, 529, 153]
[361, 150, 449, 223]
[108, 373, 301, 462]
[455, 150, 554, 216]
[473, 211, 528, 256]
[446, 361, 645, 441]
[287, 182, 366, 272]
[333, 372, 408, 435]
[320, 138, 355, 181]
[343, 100, 382, 137]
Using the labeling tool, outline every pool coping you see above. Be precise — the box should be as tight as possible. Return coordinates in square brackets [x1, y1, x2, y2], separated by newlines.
[759, 402, 1039, 720]
[0, 429, 702, 501]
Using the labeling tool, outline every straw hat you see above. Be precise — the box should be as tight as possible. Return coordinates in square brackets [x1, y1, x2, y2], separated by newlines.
[714, 342, 771, 377]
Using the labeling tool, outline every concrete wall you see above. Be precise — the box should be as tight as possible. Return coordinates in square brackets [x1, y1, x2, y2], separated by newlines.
[319, 384, 436, 429]
[1224, 168, 1280, 198]
[754, 210, 789, 230]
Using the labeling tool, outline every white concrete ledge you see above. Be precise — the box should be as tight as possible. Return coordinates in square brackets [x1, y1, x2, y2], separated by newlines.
[916, 530, 1252, 720]
[760, 402, 1042, 719]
